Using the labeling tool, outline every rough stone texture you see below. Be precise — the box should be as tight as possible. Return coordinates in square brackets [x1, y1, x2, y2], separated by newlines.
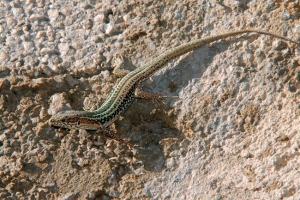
[0, 0, 300, 199]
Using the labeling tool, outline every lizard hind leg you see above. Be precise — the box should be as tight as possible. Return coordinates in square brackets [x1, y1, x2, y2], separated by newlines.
[135, 88, 179, 106]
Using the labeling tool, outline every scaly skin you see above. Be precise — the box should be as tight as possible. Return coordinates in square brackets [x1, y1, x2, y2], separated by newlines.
[49, 29, 299, 144]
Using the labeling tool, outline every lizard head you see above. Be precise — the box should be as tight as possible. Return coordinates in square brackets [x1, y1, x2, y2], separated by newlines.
[49, 110, 107, 131]
[49, 110, 100, 131]
[49, 110, 81, 129]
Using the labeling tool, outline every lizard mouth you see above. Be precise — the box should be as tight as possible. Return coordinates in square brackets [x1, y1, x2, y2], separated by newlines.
[51, 124, 62, 129]
[48, 118, 67, 129]
[50, 124, 70, 131]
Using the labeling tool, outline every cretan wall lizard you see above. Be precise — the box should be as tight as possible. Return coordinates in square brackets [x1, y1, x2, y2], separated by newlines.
[49, 29, 299, 146]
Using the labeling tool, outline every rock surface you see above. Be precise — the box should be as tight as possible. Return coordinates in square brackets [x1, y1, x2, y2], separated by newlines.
[0, 0, 300, 199]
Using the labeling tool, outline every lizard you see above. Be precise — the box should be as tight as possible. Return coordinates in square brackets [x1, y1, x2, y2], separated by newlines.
[49, 29, 299, 146]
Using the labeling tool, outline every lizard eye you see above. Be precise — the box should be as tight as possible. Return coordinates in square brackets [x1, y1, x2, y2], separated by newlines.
[62, 119, 66, 122]
[77, 121, 81, 125]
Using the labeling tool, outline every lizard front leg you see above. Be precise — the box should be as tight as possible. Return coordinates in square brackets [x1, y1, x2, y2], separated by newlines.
[100, 127, 133, 148]
[112, 54, 136, 77]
